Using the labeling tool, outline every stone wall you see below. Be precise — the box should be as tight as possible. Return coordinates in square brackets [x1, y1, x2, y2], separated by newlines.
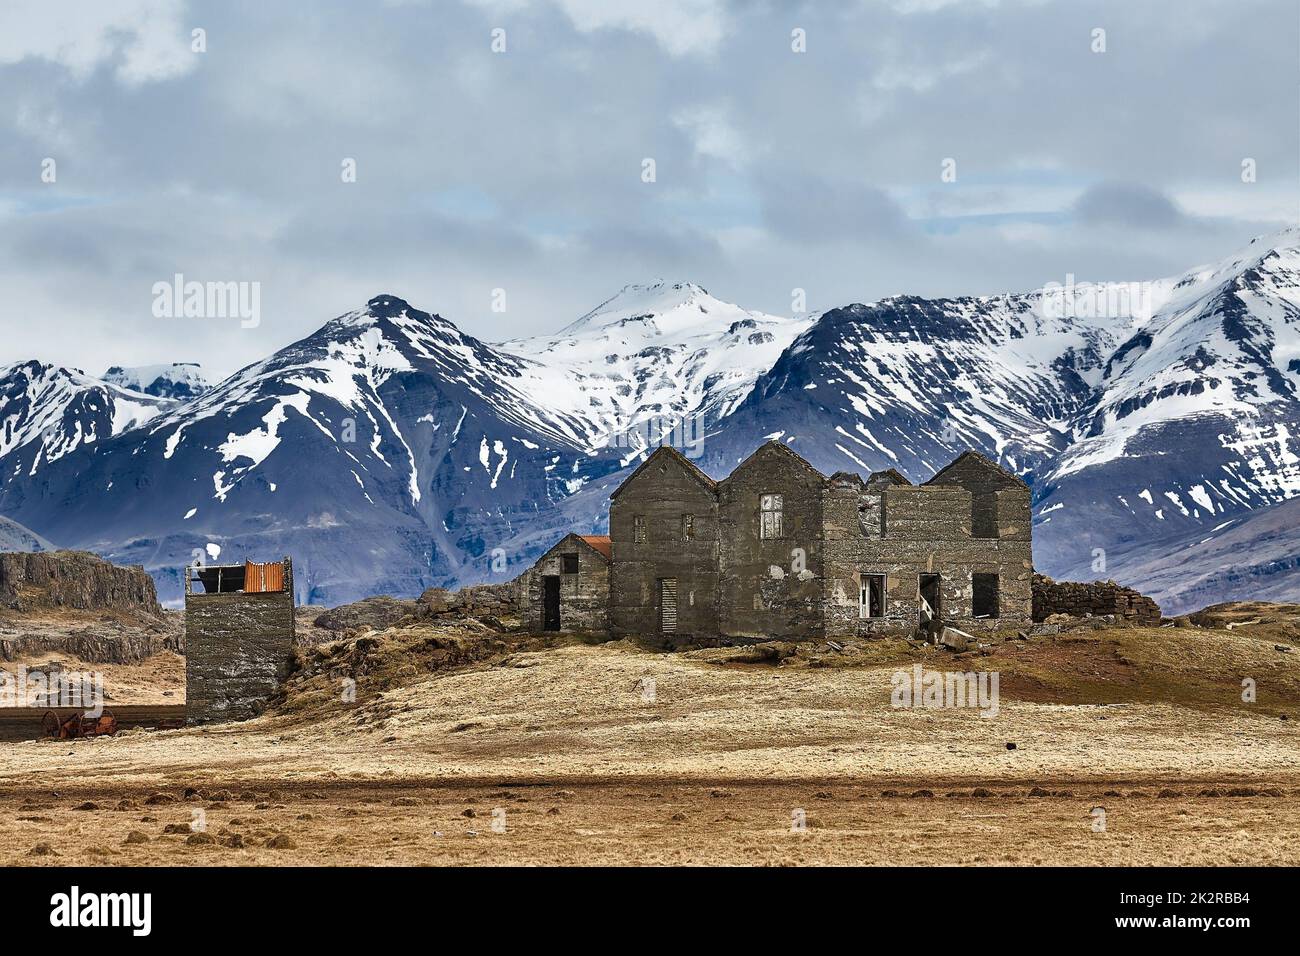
[1031, 573, 1162, 624]
[718, 443, 825, 640]
[419, 581, 518, 621]
[185, 591, 295, 723]
[927, 452, 1024, 539]
[610, 450, 720, 640]
[519, 535, 608, 633]
[0, 550, 162, 615]
[822, 482, 1033, 639]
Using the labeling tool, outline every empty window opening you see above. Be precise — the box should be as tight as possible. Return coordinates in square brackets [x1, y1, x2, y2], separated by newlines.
[860, 574, 885, 619]
[561, 552, 579, 574]
[682, 513, 695, 541]
[972, 496, 998, 539]
[760, 494, 783, 539]
[972, 573, 999, 618]
[633, 515, 646, 544]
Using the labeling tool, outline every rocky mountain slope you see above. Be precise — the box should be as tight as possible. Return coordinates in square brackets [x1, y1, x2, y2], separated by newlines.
[1033, 232, 1300, 589]
[0, 516, 50, 552]
[0, 360, 172, 478]
[1067, 495, 1300, 616]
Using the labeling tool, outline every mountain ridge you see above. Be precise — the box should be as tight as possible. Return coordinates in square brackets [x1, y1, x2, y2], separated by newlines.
[2, 229, 1297, 610]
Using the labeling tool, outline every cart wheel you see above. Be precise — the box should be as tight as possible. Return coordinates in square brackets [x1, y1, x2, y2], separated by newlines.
[40, 711, 59, 739]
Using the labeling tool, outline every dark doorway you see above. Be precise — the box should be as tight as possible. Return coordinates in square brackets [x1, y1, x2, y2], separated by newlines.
[972, 573, 1000, 618]
[659, 578, 678, 633]
[543, 575, 561, 631]
[919, 573, 941, 625]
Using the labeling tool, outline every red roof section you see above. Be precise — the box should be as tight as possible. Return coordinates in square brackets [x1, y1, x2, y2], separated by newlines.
[578, 535, 612, 559]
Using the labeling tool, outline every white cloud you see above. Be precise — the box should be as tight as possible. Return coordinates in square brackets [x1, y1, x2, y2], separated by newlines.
[558, 0, 725, 55]
[673, 103, 745, 165]
[871, 50, 991, 93]
[0, 0, 195, 85]
[466, 0, 727, 55]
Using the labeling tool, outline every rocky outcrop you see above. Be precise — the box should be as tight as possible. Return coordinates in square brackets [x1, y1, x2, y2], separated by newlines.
[307, 583, 519, 640]
[0, 550, 163, 616]
[0, 614, 182, 664]
[312, 595, 419, 633]
[1031, 573, 1161, 625]
[0, 551, 173, 664]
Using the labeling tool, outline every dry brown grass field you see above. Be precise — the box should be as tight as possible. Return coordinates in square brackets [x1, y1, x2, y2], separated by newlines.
[2, 604, 1298, 865]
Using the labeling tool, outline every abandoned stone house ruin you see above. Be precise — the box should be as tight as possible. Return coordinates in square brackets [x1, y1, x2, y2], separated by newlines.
[521, 533, 610, 633]
[184, 557, 295, 722]
[521, 440, 1034, 643]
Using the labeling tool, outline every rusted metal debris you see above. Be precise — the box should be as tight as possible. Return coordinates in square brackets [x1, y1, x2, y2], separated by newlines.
[41, 709, 118, 740]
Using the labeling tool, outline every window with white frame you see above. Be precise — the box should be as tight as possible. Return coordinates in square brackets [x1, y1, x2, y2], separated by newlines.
[759, 493, 783, 539]
[860, 574, 885, 618]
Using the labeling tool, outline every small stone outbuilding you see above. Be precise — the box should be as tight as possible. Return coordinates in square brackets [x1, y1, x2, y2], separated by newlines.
[184, 557, 295, 723]
[518, 533, 610, 633]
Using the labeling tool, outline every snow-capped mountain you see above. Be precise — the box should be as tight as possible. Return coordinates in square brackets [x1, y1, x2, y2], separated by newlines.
[0, 361, 172, 480]
[1032, 228, 1300, 589]
[503, 281, 812, 452]
[690, 287, 1138, 483]
[1, 229, 1297, 610]
[0, 296, 626, 604]
[103, 363, 210, 400]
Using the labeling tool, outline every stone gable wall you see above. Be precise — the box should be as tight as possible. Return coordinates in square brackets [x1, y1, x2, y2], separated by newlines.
[609, 456, 719, 640]
[718, 448, 824, 640]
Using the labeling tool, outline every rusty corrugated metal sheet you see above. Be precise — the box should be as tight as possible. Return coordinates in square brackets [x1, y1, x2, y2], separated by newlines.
[243, 561, 284, 593]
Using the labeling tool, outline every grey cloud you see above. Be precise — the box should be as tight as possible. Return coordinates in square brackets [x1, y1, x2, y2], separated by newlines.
[757, 172, 912, 242]
[0, 0, 1295, 378]
[1072, 182, 1188, 230]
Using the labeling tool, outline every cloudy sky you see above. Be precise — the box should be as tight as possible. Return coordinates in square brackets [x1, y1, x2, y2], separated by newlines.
[0, 0, 1295, 379]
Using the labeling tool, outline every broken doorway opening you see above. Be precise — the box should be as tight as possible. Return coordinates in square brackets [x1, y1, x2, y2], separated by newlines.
[919, 573, 941, 626]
